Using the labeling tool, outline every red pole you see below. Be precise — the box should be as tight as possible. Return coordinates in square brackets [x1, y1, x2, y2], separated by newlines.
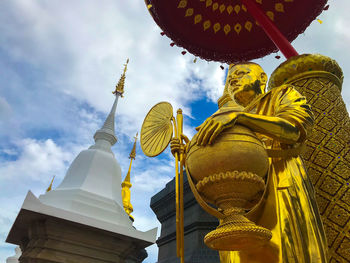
[240, 0, 299, 59]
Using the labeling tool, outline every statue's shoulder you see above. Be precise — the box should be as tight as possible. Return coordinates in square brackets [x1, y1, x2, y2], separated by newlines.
[266, 84, 301, 100]
[267, 83, 295, 94]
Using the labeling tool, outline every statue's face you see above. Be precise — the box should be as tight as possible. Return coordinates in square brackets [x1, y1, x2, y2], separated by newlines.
[226, 64, 266, 107]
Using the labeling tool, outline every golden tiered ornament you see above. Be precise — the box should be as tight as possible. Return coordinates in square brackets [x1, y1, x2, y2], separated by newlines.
[186, 125, 271, 251]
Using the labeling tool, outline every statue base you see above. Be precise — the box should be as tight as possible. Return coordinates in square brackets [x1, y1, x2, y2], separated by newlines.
[196, 171, 272, 251]
[204, 208, 272, 251]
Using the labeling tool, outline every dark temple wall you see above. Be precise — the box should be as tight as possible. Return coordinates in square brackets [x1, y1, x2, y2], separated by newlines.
[150, 174, 220, 263]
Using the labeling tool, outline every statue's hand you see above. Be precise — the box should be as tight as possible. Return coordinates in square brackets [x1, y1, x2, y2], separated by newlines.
[196, 113, 241, 146]
[170, 138, 185, 157]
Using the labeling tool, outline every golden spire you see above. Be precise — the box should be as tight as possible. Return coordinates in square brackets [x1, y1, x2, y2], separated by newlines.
[121, 132, 138, 221]
[113, 58, 129, 97]
[46, 175, 55, 192]
[129, 132, 138, 160]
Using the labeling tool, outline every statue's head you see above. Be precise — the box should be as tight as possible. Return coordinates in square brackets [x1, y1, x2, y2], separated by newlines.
[218, 62, 267, 108]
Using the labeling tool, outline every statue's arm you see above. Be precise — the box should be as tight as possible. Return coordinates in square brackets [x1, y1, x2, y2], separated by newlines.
[196, 110, 302, 146]
[197, 86, 312, 146]
[237, 113, 300, 144]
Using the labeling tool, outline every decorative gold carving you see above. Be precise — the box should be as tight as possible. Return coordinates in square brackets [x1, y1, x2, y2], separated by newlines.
[245, 21, 253, 32]
[178, 0, 187, 8]
[212, 2, 219, 11]
[234, 23, 242, 34]
[192, 169, 272, 251]
[206, 0, 212, 7]
[269, 54, 350, 262]
[275, 3, 284, 12]
[223, 24, 231, 35]
[227, 5, 233, 14]
[266, 11, 274, 21]
[234, 5, 240, 14]
[113, 58, 129, 97]
[196, 171, 265, 194]
[219, 4, 225, 13]
[269, 54, 344, 90]
[204, 211, 272, 251]
[241, 4, 247, 12]
[337, 238, 350, 261]
[140, 102, 173, 157]
[213, 22, 221, 33]
[194, 14, 202, 24]
[185, 8, 194, 17]
[203, 20, 211, 31]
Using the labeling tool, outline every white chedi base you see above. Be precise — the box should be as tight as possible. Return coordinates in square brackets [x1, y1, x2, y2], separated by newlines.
[6, 246, 21, 263]
[6, 191, 157, 257]
[39, 139, 132, 227]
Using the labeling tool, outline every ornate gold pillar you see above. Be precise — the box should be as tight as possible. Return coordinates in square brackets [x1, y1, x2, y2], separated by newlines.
[269, 54, 350, 262]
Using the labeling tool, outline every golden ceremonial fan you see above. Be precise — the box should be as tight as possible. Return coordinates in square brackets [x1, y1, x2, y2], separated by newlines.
[140, 102, 174, 157]
[141, 102, 187, 262]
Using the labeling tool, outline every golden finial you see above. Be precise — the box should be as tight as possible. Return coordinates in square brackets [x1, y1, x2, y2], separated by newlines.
[121, 132, 138, 221]
[113, 58, 129, 97]
[129, 132, 138, 160]
[46, 175, 55, 192]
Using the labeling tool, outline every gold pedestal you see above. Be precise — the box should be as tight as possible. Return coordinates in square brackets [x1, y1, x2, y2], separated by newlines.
[196, 171, 272, 251]
[270, 54, 350, 262]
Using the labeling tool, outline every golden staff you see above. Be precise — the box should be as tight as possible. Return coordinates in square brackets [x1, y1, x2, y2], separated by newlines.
[172, 109, 185, 262]
[171, 113, 180, 258]
[176, 109, 184, 262]
[140, 102, 185, 263]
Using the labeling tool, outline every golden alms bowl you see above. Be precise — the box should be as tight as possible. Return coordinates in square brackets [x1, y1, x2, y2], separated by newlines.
[186, 124, 272, 251]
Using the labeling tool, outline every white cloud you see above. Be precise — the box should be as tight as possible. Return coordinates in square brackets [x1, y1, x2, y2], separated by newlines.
[0, 97, 12, 119]
[0, 0, 225, 142]
[133, 165, 173, 193]
[0, 139, 73, 181]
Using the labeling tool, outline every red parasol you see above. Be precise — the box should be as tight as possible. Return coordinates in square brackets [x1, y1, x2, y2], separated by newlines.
[145, 0, 328, 63]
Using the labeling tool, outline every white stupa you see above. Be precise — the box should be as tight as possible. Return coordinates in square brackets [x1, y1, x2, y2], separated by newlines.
[38, 91, 131, 227]
[6, 60, 156, 263]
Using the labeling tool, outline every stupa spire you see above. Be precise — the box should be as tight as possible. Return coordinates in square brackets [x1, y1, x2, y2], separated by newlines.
[46, 175, 55, 192]
[121, 132, 138, 221]
[93, 59, 129, 146]
[113, 58, 129, 97]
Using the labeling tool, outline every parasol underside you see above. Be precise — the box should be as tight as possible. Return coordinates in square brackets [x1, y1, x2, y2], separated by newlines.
[147, 0, 328, 63]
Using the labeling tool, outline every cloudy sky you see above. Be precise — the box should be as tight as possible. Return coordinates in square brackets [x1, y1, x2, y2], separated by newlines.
[0, 0, 349, 262]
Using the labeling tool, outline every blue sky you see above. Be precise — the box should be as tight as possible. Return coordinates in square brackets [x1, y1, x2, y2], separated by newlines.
[0, 0, 349, 262]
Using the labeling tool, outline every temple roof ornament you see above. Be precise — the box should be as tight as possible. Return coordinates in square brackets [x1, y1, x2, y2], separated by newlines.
[113, 58, 129, 97]
[93, 58, 129, 146]
[122, 132, 138, 221]
[45, 175, 55, 192]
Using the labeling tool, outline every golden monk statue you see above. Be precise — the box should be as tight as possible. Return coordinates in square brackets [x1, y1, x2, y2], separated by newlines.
[172, 62, 328, 262]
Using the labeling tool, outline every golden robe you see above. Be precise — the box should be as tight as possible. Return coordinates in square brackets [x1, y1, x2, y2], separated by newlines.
[220, 85, 328, 263]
